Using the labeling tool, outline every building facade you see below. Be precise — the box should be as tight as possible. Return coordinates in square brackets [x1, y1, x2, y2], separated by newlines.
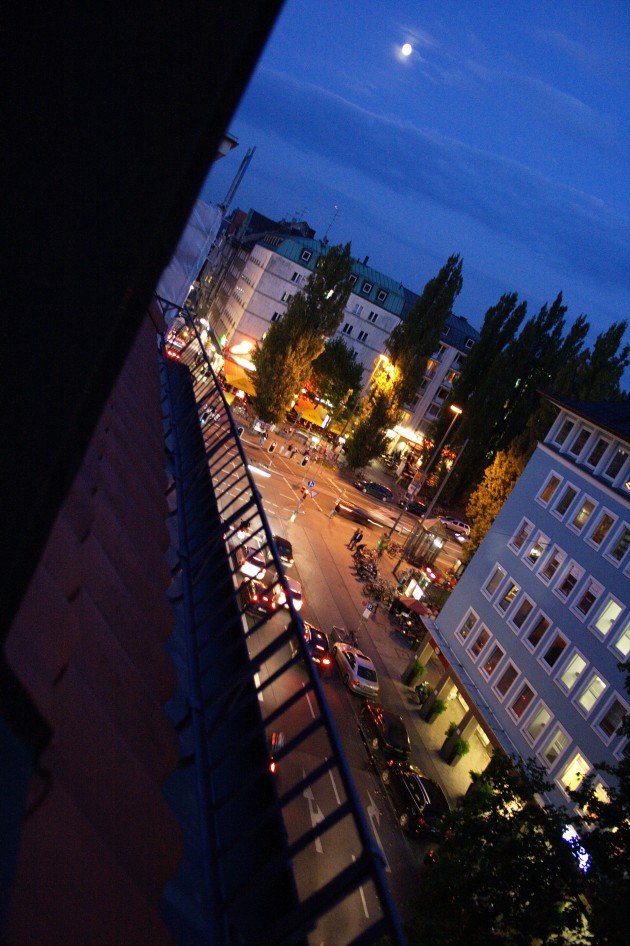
[435, 395, 630, 805]
[194, 208, 479, 442]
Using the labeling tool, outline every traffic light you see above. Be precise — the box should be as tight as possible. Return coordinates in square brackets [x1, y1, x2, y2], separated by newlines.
[300, 454, 309, 467]
[268, 441, 277, 454]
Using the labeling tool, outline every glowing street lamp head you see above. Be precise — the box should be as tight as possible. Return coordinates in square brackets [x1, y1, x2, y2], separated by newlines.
[450, 405, 463, 416]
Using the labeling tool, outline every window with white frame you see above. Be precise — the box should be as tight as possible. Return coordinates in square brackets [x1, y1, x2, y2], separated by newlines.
[605, 524, 630, 565]
[483, 565, 506, 598]
[456, 609, 478, 643]
[480, 644, 505, 679]
[523, 703, 552, 745]
[568, 427, 591, 457]
[542, 633, 567, 670]
[558, 652, 588, 692]
[559, 751, 590, 793]
[596, 698, 627, 743]
[555, 561, 584, 600]
[553, 418, 574, 447]
[376, 289, 388, 303]
[524, 613, 551, 650]
[341, 323, 353, 336]
[465, 338, 474, 349]
[509, 682, 536, 720]
[538, 473, 562, 505]
[357, 330, 368, 342]
[348, 273, 358, 286]
[603, 446, 628, 481]
[575, 672, 607, 715]
[509, 519, 533, 552]
[541, 726, 569, 767]
[572, 579, 603, 620]
[468, 625, 491, 661]
[425, 404, 440, 419]
[351, 303, 363, 316]
[613, 619, 630, 658]
[361, 280, 373, 294]
[509, 596, 534, 631]
[367, 310, 378, 323]
[592, 597, 623, 638]
[553, 483, 578, 517]
[525, 532, 549, 567]
[585, 437, 609, 469]
[271, 311, 281, 322]
[300, 249, 312, 262]
[281, 291, 293, 303]
[588, 511, 616, 547]
[570, 497, 596, 533]
[540, 547, 565, 583]
[496, 581, 519, 614]
[493, 663, 519, 700]
[291, 271, 300, 283]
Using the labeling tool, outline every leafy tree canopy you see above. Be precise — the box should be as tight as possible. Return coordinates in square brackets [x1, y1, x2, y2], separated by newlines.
[345, 370, 401, 470]
[310, 336, 363, 418]
[463, 447, 526, 561]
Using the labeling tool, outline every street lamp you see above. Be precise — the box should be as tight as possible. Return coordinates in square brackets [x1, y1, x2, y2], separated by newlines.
[386, 404, 462, 542]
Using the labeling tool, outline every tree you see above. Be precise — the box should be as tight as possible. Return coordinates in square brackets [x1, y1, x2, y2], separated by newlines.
[569, 661, 630, 945]
[407, 752, 591, 946]
[344, 369, 400, 469]
[463, 447, 527, 561]
[309, 336, 363, 422]
[252, 243, 353, 421]
[387, 254, 463, 405]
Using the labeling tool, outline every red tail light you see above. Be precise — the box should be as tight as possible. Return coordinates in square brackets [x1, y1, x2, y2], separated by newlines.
[269, 759, 277, 774]
[322, 657, 331, 666]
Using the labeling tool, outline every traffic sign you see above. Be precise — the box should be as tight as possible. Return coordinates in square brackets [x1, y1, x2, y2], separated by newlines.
[367, 602, 375, 612]
[307, 479, 315, 488]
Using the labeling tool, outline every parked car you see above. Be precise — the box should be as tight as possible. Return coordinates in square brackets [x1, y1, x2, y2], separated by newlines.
[439, 517, 470, 537]
[235, 545, 268, 581]
[359, 701, 411, 762]
[331, 642, 379, 698]
[381, 761, 450, 837]
[353, 480, 394, 503]
[272, 534, 294, 568]
[399, 497, 427, 516]
[302, 622, 332, 675]
[272, 576, 303, 611]
[240, 579, 274, 615]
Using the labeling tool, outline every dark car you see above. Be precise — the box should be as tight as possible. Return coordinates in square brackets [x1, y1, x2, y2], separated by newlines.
[353, 480, 394, 503]
[336, 499, 374, 527]
[272, 534, 294, 568]
[359, 701, 411, 762]
[240, 579, 274, 615]
[381, 761, 450, 837]
[302, 621, 332, 675]
[398, 497, 427, 516]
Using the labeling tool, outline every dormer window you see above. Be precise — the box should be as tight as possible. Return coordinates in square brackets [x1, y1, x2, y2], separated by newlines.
[376, 289, 388, 303]
[361, 280, 373, 294]
[300, 249, 312, 262]
[348, 274, 358, 286]
[465, 338, 474, 349]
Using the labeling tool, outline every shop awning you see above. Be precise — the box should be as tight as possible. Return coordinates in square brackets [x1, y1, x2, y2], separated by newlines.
[222, 357, 256, 396]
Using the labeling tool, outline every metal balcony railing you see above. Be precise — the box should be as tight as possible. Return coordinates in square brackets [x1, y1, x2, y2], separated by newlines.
[156, 296, 407, 946]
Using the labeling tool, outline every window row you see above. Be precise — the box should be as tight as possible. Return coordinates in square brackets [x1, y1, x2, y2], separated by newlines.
[535, 472, 630, 567]
[348, 273, 388, 303]
[550, 416, 630, 493]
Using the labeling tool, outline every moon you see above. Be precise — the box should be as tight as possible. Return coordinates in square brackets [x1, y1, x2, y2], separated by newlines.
[401, 42, 413, 57]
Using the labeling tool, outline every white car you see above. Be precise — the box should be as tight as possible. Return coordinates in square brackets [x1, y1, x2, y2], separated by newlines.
[332, 642, 379, 698]
[272, 577, 303, 611]
[236, 545, 268, 581]
[439, 517, 470, 537]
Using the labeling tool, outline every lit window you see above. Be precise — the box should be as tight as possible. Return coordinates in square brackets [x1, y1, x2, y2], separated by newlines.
[525, 614, 551, 650]
[510, 683, 535, 720]
[539, 473, 562, 505]
[570, 498, 596, 532]
[510, 520, 533, 551]
[494, 663, 519, 699]
[543, 633, 567, 669]
[606, 525, 630, 564]
[589, 512, 615, 547]
[593, 598, 623, 637]
[469, 626, 491, 660]
[281, 291, 293, 303]
[510, 597, 534, 630]
[613, 619, 630, 657]
[586, 437, 609, 468]
[484, 565, 505, 597]
[542, 727, 569, 767]
[457, 610, 478, 642]
[569, 427, 591, 457]
[526, 535, 548, 567]
[496, 582, 519, 613]
[554, 419, 574, 446]
[559, 653, 588, 691]
[576, 673, 607, 715]
[481, 644, 505, 678]
[524, 704, 552, 744]
[554, 484, 578, 517]
[597, 699, 627, 741]
[559, 752, 590, 792]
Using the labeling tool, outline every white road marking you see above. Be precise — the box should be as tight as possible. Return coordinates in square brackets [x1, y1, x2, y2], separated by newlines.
[304, 689, 317, 720]
[254, 672, 263, 702]
[303, 769, 325, 853]
[351, 854, 370, 917]
[327, 761, 342, 805]
[366, 792, 391, 873]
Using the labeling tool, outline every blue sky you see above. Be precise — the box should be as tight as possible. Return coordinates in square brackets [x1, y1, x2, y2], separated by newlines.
[202, 0, 629, 355]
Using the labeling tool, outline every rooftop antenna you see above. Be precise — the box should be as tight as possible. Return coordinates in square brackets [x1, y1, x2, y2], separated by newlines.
[221, 146, 255, 213]
[293, 206, 307, 221]
[323, 204, 340, 241]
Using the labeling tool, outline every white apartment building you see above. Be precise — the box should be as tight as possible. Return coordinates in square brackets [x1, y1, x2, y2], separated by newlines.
[433, 394, 630, 806]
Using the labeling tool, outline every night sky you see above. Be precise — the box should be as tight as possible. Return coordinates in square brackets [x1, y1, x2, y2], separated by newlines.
[202, 0, 629, 361]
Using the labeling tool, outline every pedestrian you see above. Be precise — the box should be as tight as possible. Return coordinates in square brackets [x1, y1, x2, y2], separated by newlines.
[347, 528, 363, 550]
